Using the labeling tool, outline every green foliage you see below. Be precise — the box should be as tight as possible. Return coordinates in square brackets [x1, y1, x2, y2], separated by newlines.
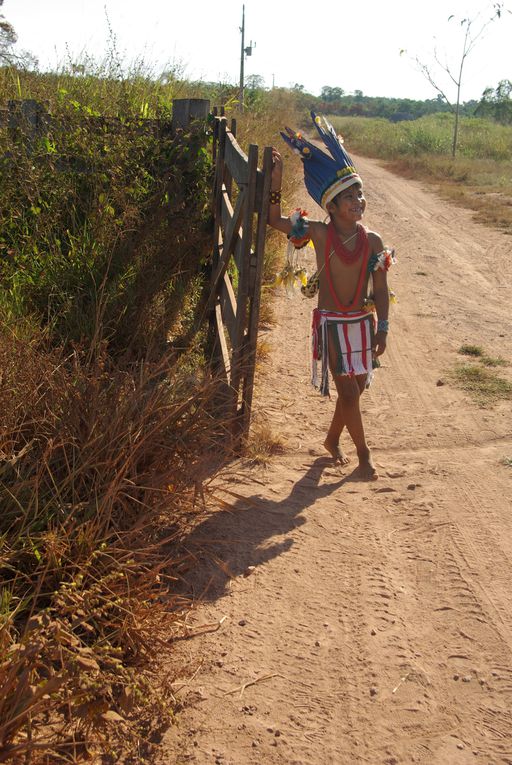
[0, 63, 218, 760]
[476, 79, 512, 124]
[449, 363, 512, 404]
[0, 89, 213, 355]
[328, 113, 512, 162]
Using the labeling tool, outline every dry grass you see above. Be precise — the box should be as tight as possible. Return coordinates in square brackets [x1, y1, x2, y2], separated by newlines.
[0, 327, 223, 763]
[245, 423, 286, 466]
[480, 355, 509, 367]
[256, 337, 273, 364]
[328, 115, 512, 234]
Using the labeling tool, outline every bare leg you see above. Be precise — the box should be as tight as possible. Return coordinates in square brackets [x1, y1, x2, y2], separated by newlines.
[332, 373, 378, 480]
[324, 397, 350, 465]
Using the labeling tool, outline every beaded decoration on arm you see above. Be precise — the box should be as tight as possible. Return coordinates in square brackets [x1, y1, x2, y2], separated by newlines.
[368, 247, 396, 273]
[288, 208, 311, 249]
[363, 247, 398, 313]
[272, 209, 312, 291]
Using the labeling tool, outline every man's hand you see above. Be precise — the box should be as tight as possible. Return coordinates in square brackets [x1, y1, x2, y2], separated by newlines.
[373, 330, 387, 357]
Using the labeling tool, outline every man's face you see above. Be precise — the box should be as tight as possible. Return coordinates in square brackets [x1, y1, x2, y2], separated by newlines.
[331, 184, 366, 221]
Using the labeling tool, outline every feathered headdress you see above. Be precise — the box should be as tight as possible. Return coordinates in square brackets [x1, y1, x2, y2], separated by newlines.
[280, 112, 363, 210]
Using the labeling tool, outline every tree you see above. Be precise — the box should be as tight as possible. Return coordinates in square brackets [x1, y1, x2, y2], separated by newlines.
[0, 0, 16, 62]
[245, 74, 265, 91]
[407, 3, 508, 156]
[476, 79, 512, 123]
[0, 0, 37, 67]
[320, 86, 345, 102]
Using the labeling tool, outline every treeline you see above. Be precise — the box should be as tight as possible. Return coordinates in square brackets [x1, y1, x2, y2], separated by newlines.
[234, 76, 512, 125]
[299, 82, 512, 124]
[291, 84, 456, 121]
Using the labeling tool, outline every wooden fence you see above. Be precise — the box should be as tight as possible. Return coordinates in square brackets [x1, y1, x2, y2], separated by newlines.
[208, 109, 272, 446]
[0, 97, 210, 141]
[1, 97, 272, 446]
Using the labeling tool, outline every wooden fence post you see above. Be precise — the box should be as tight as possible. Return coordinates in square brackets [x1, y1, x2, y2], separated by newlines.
[228, 143, 258, 437]
[171, 98, 210, 131]
[207, 115, 273, 449]
[239, 145, 273, 440]
[8, 99, 49, 150]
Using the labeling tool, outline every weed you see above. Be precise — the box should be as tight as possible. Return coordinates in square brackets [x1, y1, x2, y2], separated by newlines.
[480, 355, 509, 367]
[458, 346, 508, 367]
[459, 344, 484, 356]
[245, 423, 286, 466]
[0, 329, 223, 760]
[0, 61, 219, 761]
[256, 337, 272, 363]
[449, 363, 512, 404]
[501, 456, 512, 467]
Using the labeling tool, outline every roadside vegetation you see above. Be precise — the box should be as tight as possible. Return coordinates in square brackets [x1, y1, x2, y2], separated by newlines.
[449, 345, 512, 405]
[1, 37, 511, 760]
[328, 113, 512, 232]
[0, 58, 301, 762]
[0, 64, 220, 763]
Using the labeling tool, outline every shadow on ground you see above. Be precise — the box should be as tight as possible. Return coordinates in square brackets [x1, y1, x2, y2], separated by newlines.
[175, 456, 358, 603]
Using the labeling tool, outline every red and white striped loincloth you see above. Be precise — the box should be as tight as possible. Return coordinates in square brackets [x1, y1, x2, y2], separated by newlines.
[311, 308, 377, 396]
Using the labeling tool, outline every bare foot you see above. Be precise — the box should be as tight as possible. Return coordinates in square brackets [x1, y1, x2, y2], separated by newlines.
[323, 438, 350, 466]
[355, 449, 379, 481]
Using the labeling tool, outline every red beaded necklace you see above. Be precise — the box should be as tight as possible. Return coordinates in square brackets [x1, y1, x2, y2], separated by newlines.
[324, 224, 370, 312]
[328, 222, 366, 265]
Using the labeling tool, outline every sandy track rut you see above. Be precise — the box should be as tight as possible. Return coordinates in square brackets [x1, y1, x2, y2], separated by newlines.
[161, 156, 512, 765]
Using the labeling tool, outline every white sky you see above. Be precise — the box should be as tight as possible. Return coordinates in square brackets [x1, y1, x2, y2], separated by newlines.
[5, 0, 512, 102]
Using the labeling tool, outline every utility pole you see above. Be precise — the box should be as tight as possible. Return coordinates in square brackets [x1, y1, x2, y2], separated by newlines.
[238, 4, 255, 113]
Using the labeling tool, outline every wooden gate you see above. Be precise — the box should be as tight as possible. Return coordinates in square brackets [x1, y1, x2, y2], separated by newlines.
[208, 111, 272, 446]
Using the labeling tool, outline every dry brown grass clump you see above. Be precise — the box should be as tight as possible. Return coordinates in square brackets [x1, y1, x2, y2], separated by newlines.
[245, 422, 286, 466]
[0, 327, 221, 763]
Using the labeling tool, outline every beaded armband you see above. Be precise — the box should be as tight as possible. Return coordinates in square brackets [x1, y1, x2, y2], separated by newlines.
[368, 247, 396, 274]
[269, 190, 282, 205]
[287, 208, 311, 249]
[377, 319, 389, 333]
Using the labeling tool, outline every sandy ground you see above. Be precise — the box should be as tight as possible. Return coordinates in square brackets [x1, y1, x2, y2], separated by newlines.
[160, 155, 512, 765]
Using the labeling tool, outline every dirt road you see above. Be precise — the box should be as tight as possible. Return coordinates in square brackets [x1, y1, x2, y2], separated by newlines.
[162, 155, 512, 764]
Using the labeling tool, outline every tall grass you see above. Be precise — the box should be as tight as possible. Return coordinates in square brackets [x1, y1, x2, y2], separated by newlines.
[0, 56, 309, 758]
[0, 59, 224, 761]
[0, 330, 222, 762]
[329, 113, 512, 162]
[234, 88, 303, 289]
[328, 113, 512, 230]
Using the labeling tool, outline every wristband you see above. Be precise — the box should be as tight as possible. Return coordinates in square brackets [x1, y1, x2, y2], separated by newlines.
[377, 319, 389, 333]
[269, 190, 282, 205]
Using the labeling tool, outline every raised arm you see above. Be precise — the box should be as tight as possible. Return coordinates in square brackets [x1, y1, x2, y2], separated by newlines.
[267, 148, 324, 246]
[267, 149, 293, 235]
